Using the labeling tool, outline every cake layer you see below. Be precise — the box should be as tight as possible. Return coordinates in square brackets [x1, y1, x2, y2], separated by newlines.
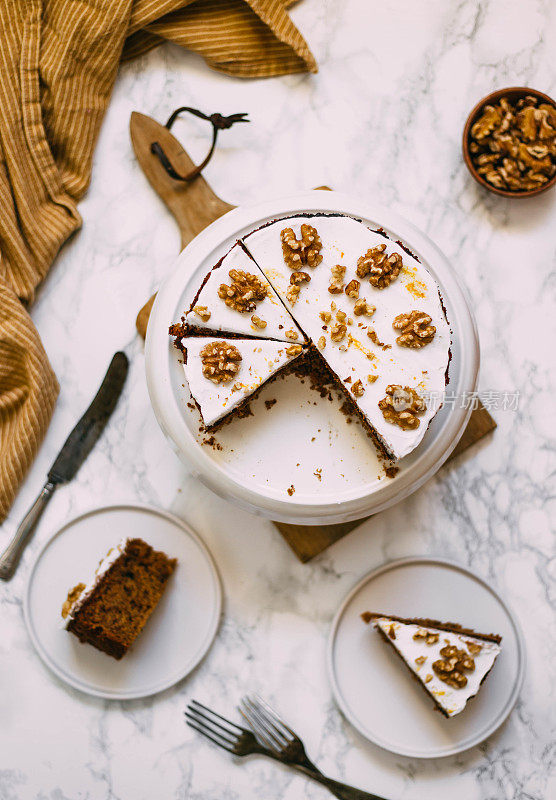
[364, 612, 501, 717]
[242, 214, 451, 459]
[185, 242, 304, 342]
[63, 538, 177, 660]
[182, 336, 307, 428]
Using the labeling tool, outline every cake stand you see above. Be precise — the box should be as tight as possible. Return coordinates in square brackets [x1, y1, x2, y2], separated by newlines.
[145, 191, 479, 524]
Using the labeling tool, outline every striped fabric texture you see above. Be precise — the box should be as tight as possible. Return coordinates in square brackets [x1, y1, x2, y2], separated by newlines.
[0, 0, 315, 522]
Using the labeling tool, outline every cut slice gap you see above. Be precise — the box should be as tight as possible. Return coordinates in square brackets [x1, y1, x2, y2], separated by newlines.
[362, 612, 502, 718]
[182, 241, 304, 343]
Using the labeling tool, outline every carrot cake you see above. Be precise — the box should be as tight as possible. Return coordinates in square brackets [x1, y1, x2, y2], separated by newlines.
[171, 213, 452, 461]
[62, 538, 177, 660]
[362, 612, 502, 717]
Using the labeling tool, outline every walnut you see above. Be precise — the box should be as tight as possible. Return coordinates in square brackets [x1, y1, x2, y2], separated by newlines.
[388, 625, 396, 639]
[281, 224, 323, 269]
[328, 264, 346, 294]
[345, 279, 360, 299]
[378, 385, 426, 430]
[356, 244, 402, 288]
[218, 270, 267, 312]
[393, 310, 436, 348]
[200, 341, 242, 384]
[251, 315, 267, 329]
[353, 298, 375, 317]
[413, 629, 428, 640]
[330, 323, 347, 342]
[469, 94, 556, 192]
[432, 644, 476, 689]
[193, 305, 211, 322]
[466, 641, 483, 656]
[415, 656, 427, 667]
[352, 379, 365, 397]
[317, 336, 326, 350]
[367, 329, 391, 350]
[286, 344, 303, 357]
[62, 583, 85, 619]
[424, 674, 433, 684]
[287, 270, 311, 305]
[285, 329, 299, 340]
[336, 310, 347, 322]
[320, 311, 332, 323]
[290, 271, 311, 285]
[367, 374, 378, 383]
[426, 633, 439, 645]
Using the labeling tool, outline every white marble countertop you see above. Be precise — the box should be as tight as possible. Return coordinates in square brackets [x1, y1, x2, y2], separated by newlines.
[2, 1, 555, 797]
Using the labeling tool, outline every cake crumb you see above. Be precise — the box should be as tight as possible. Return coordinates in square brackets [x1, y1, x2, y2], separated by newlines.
[287, 485, 295, 496]
[265, 399, 277, 410]
[314, 468, 322, 481]
[202, 435, 222, 451]
[385, 466, 399, 479]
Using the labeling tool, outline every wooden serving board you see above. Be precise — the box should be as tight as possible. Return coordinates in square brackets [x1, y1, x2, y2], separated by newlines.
[130, 112, 496, 561]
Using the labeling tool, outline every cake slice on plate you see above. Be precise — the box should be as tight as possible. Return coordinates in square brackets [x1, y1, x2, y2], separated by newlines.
[62, 538, 177, 660]
[181, 335, 307, 430]
[242, 214, 451, 460]
[362, 612, 502, 717]
[181, 242, 304, 342]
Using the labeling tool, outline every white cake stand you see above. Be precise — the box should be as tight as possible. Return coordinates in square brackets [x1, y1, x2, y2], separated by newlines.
[145, 191, 479, 524]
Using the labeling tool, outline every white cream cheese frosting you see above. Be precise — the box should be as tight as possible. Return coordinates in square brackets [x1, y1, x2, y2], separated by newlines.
[185, 242, 304, 342]
[374, 617, 501, 717]
[182, 336, 306, 428]
[242, 214, 452, 459]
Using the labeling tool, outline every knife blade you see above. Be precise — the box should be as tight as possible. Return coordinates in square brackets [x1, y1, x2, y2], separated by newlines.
[48, 351, 129, 483]
[0, 351, 129, 581]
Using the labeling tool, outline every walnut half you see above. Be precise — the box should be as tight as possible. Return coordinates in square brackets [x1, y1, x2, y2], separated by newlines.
[200, 341, 242, 384]
[393, 311, 436, 348]
[218, 270, 267, 313]
[356, 244, 402, 289]
[432, 644, 476, 689]
[378, 385, 426, 430]
[281, 224, 323, 269]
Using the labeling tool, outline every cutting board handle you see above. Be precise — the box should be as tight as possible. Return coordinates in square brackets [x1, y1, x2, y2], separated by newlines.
[130, 111, 236, 337]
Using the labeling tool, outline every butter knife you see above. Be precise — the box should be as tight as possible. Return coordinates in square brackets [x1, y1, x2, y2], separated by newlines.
[0, 351, 129, 581]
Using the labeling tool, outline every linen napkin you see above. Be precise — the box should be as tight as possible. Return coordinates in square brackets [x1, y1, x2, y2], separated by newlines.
[0, 0, 316, 522]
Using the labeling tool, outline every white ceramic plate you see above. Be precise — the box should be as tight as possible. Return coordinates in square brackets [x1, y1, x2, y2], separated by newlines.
[146, 191, 479, 524]
[327, 557, 525, 758]
[24, 505, 222, 700]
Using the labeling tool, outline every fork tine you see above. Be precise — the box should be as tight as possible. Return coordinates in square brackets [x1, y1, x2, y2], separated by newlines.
[240, 697, 287, 749]
[186, 719, 236, 753]
[239, 700, 276, 751]
[185, 709, 238, 746]
[247, 696, 290, 746]
[189, 700, 248, 734]
[252, 694, 296, 742]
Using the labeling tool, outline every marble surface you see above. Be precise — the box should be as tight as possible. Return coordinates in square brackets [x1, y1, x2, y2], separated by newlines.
[1, 0, 555, 797]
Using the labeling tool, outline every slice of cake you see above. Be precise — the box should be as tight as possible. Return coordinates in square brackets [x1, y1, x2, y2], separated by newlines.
[362, 612, 502, 717]
[242, 214, 451, 460]
[183, 242, 304, 342]
[181, 336, 307, 429]
[62, 538, 177, 660]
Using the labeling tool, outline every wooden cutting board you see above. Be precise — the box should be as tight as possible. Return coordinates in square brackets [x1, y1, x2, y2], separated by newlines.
[130, 111, 496, 561]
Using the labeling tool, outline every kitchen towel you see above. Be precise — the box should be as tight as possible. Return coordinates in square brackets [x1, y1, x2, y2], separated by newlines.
[0, 0, 316, 522]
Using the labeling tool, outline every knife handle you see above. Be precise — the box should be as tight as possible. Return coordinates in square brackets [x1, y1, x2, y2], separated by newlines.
[0, 482, 57, 581]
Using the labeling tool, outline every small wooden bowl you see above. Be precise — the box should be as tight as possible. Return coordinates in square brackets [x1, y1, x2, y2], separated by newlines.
[462, 86, 556, 198]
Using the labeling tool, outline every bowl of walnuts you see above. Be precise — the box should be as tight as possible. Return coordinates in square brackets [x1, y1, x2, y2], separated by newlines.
[463, 87, 556, 198]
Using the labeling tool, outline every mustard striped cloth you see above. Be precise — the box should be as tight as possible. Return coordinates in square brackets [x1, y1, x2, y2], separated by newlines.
[0, 0, 315, 522]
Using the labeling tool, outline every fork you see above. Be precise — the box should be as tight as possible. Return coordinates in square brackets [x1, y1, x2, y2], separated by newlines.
[186, 699, 388, 800]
